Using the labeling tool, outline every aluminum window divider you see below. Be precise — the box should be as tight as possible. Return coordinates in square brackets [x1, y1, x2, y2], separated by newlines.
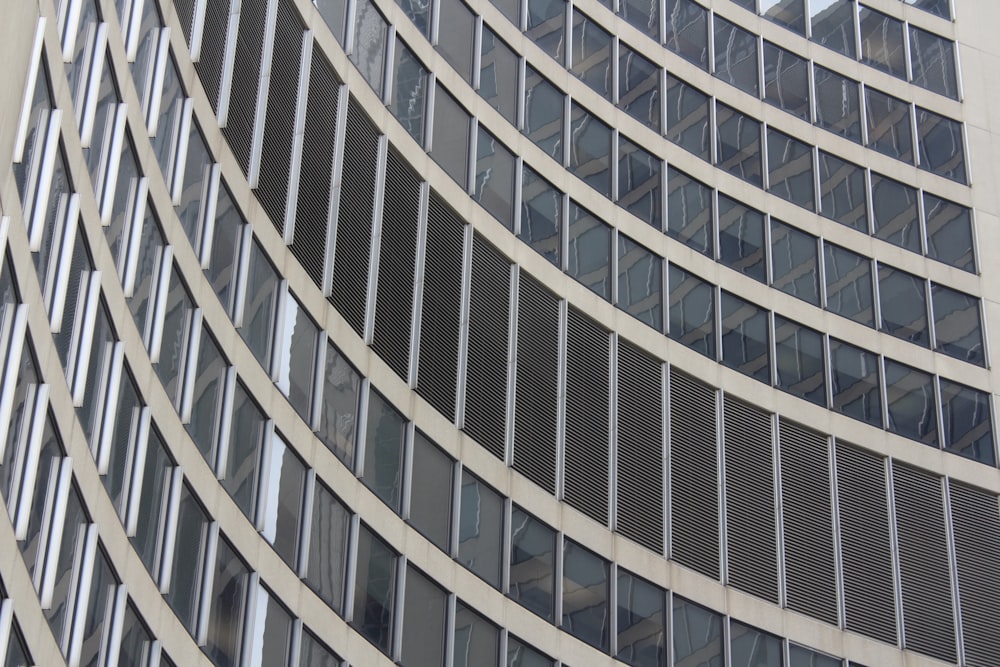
[296, 469, 317, 577]
[561, 94, 571, 168]
[78, 23, 109, 147]
[343, 515, 360, 622]
[288, 618, 303, 667]
[383, 26, 397, 105]
[408, 184, 430, 388]
[611, 128, 620, 202]
[12, 19, 47, 163]
[512, 157, 524, 237]
[146, 249, 174, 364]
[157, 469, 185, 594]
[0, 600, 12, 666]
[925, 279, 937, 352]
[67, 524, 100, 666]
[190, 0, 209, 61]
[247, 0, 280, 187]
[401, 421, 415, 521]
[46, 194, 81, 329]
[364, 138, 389, 345]
[38, 457, 75, 609]
[610, 228, 618, 308]
[25, 111, 64, 249]
[195, 521, 221, 646]
[269, 282, 290, 382]
[197, 164, 222, 268]
[472, 17, 484, 91]
[391, 556, 406, 661]
[504, 265, 519, 467]
[343, 0, 358, 56]
[444, 593, 456, 667]
[554, 532, 564, 625]
[447, 460, 460, 558]
[932, 375, 945, 454]
[95, 342, 125, 471]
[123, 0, 144, 61]
[120, 177, 151, 294]
[884, 456, 905, 647]
[823, 334, 834, 409]
[101, 585, 128, 667]
[767, 310, 778, 390]
[98, 104, 128, 224]
[179, 310, 204, 422]
[11, 384, 51, 539]
[214, 367, 238, 478]
[454, 224, 475, 430]
[231, 225, 254, 326]
[69, 272, 103, 407]
[465, 117, 477, 195]
[321, 85, 351, 297]
[124, 407, 151, 536]
[147, 640, 163, 667]
[354, 379, 371, 477]
[284, 30, 315, 245]
[309, 336, 326, 432]
[254, 419, 276, 533]
[143, 29, 171, 134]
[878, 354, 891, 443]
[608, 563, 618, 656]
[501, 497, 512, 594]
[60, 0, 84, 60]
[169, 99, 194, 204]
[0, 305, 28, 459]
[216, 0, 243, 126]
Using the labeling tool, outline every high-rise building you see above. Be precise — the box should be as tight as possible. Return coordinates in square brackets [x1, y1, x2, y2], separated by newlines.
[0, 0, 997, 664]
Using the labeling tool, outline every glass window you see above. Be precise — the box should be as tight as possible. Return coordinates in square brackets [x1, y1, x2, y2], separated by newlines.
[718, 194, 765, 283]
[923, 194, 974, 272]
[562, 540, 609, 650]
[526, 0, 566, 61]
[767, 129, 814, 210]
[396, 0, 430, 35]
[666, 167, 712, 256]
[520, 166, 562, 265]
[669, 264, 716, 359]
[240, 242, 281, 368]
[932, 284, 983, 365]
[299, 630, 342, 667]
[166, 483, 210, 633]
[523, 67, 564, 160]
[317, 340, 361, 468]
[818, 151, 867, 232]
[567, 202, 611, 298]
[507, 637, 554, 666]
[221, 382, 265, 518]
[618, 235, 663, 330]
[811, 0, 856, 57]
[789, 644, 842, 667]
[569, 103, 612, 197]
[619, 45, 660, 131]
[475, 128, 516, 230]
[77, 549, 119, 667]
[275, 294, 319, 421]
[878, 264, 928, 346]
[730, 621, 782, 667]
[714, 16, 759, 96]
[824, 243, 873, 326]
[617, 570, 665, 667]
[101, 368, 141, 515]
[716, 103, 762, 186]
[362, 390, 405, 511]
[814, 66, 861, 142]
[916, 108, 966, 184]
[186, 326, 228, 462]
[763, 42, 809, 120]
[154, 267, 195, 404]
[351, 0, 388, 92]
[865, 88, 913, 164]
[259, 433, 307, 567]
[774, 316, 826, 406]
[43, 484, 89, 649]
[618, 0, 658, 39]
[352, 524, 397, 652]
[401, 567, 448, 667]
[408, 431, 453, 550]
[509, 506, 556, 620]
[131, 428, 173, 573]
[665, 74, 710, 160]
[884, 360, 938, 446]
[437, 0, 475, 83]
[721, 291, 770, 383]
[304, 482, 350, 612]
[619, 137, 662, 229]
[458, 471, 503, 587]
[105, 135, 140, 263]
[858, 7, 905, 78]
[246, 586, 294, 667]
[453, 601, 499, 667]
[762, 0, 805, 33]
[390, 38, 428, 145]
[939, 380, 994, 465]
[909, 26, 957, 99]
[664, 0, 709, 68]
[13, 60, 52, 205]
[205, 537, 250, 667]
[903, 0, 949, 19]
[150, 56, 185, 177]
[771, 220, 819, 305]
[16, 415, 61, 580]
[206, 184, 244, 315]
[489, 0, 519, 30]
[571, 10, 612, 97]
[77, 303, 117, 446]
[316, 0, 349, 43]
[431, 84, 471, 185]
[673, 596, 723, 667]
[85, 54, 120, 195]
[176, 123, 213, 248]
[117, 602, 155, 667]
[479, 27, 519, 125]
[870, 174, 920, 253]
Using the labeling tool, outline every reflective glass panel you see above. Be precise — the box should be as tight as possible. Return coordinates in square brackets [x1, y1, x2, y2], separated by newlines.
[774, 316, 826, 406]
[401, 567, 448, 666]
[186, 327, 227, 462]
[814, 66, 861, 142]
[362, 390, 405, 511]
[716, 103, 762, 186]
[818, 151, 867, 232]
[865, 88, 913, 163]
[617, 570, 666, 667]
[78, 549, 118, 667]
[939, 380, 994, 464]
[771, 220, 819, 305]
[669, 264, 715, 358]
[176, 123, 213, 247]
[305, 482, 350, 612]
[730, 621, 783, 667]
[884, 359, 938, 446]
[508, 637, 554, 667]
[527, 0, 566, 61]
[222, 382, 265, 518]
[718, 194, 765, 283]
[878, 264, 928, 346]
[619, 137, 662, 229]
[166, 483, 210, 632]
[352, 524, 397, 651]
[858, 7, 905, 77]
[206, 184, 244, 315]
[909, 26, 957, 98]
[520, 166, 561, 265]
[923, 194, 974, 272]
[275, 294, 319, 419]
[205, 538, 249, 667]
[101, 369, 141, 515]
[246, 587, 294, 667]
[721, 291, 770, 383]
[316, 0, 349, 43]
[408, 431, 453, 550]
[437, 0, 475, 82]
[571, 10, 612, 97]
[665, 74, 710, 160]
[240, 242, 281, 367]
[299, 630, 342, 667]
[154, 267, 195, 404]
[767, 129, 814, 210]
[567, 202, 611, 298]
[431, 84, 471, 186]
[665, 0, 709, 68]
[117, 602, 154, 667]
[870, 174, 920, 253]
[523, 67, 564, 160]
[903, 0, 949, 18]
[618, 235, 663, 330]
[619, 44, 661, 131]
[916, 108, 966, 184]
[619, 0, 658, 39]
[673, 597, 723, 667]
[475, 128, 516, 230]
[259, 433, 307, 567]
[317, 341, 361, 468]
[824, 243, 873, 326]
[454, 602, 499, 667]
[811, 0, 855, 57]
[509, 506, 556, 620]
[458, 471, 503, 587]
[762, 0, 805, 33]
[131, 429, 173, 572]
[714, 16, 759, 96]
[351, 0, 388, 91]
[932, 284, 983, 365]
[479, 27, 519, 125]
[666, 167, 712, 255]
[789, 645, 842, 667]
[562, 540, 609, 650]
[390, 38, 428, 144]
[763, 42, 809, 120]
[569, 103, 612, 197]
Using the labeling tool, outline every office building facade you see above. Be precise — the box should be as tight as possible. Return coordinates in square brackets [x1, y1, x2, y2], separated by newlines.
[0, 0, 997, 664]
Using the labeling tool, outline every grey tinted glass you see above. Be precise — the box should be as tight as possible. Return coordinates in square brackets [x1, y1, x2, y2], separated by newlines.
[240, 242, 280, 367]
[763, 42, 809, 120]
[619, 0, 658, 38]
[665, 74, 710, 160]
[762, 0, 805, 33]
[276, 294, 319, 420]
[305, 482, 350, 612]
[567, 202, 611, 298]
[259, 434, 307, 567]
[390, 38, 428, 144]
[362, 390, 405, 511]
[527, 0, 566, 61]
[102, 370, 141, 513]
[401, 567, 448, 666]
[569, 103, 612, 196]
[767, 129, 814, 210]
[43, 484, 86, 640]
[830, 338, 882, 427]
[666, 167, 712, 255]
[118, 602, 154, 667]
[166, 484, 209, 632]
[923, 194, 974, 272]
[510, 507, 556, 620]
[18, 421, 62, 580]
[507, 637, 554, 666]
[870, 174, 920, 253]
[479, 27, 519, 125]
[619, 137, 662, 228]
[618, 235, 663, 330]
[884, 360, 938, 446]
[714, 16, 759, 96]
[317, 341, 361, 467]
[771, 220, 819, 305]
[730, 621, 782, 667]
[207, 185, 244, 314]
[858, 7, 905, 77]
[437, 0, 476, 82]
[789, 644, 841, 667]
[351, 0, 388, 91]
[931, 284, 983, 365]
[774, 316, 826, 406]
[903, 0, 949, 17]
[431, 84, 471, 185]
[665, 0, 709, 68]
[154, 269, 195, 403]
[221, 382, 265, 518]
[818, 151, 867, 232]
[78, 549, 118, 667]
[811, 0, 855, 57]
[718, 194, 765, 283]
[187, 328, 227, 461]
[475, 128, 516, 229]
[489, 0, 519, 25]
[151, 57, 184, 177]
[316, 0, 349, 43]
[300, 630, 342, 667]
[721, 291, 770, 383]
[571, 10, 612, 97]
[865, 88, 913, 163]
[352, 525, 397, 651]
[716, 103, 762, 186]
[878, 264, 928, 346]
[916, 108, 966, 184]
[909, 26, 957, 98]
[673, 597, 723, 667]
[454, 602, 499, 667]
[523, 67, 564, 159]
[814, 66, 860, 142]
[205, 538, 249, 667]
[176, 123, 213, 247]
[620, 45, 661, 131]
[408, 431, 453, 550]
[824, 243, 873, 326]
[458, 471, 503, 586]
[669, 264, 716, 358]
[562, 541, 609, 649]
[247, 588, 294, 667]
[617, 570, 665, 667]
[939, 381, 994, 464]
[520, 166, 562, 265]
[132, 429, 172, 572]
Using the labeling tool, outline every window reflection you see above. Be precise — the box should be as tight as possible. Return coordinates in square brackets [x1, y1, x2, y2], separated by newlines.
[830, 339, 882, 427]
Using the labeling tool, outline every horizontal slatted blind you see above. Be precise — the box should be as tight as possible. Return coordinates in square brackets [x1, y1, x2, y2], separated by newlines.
[371, 148, 420, 381]
[511, 275, 560, 494]
[836, 442, 896, 644]
[329, 98, 379, 337]
[290, 47, 339, 288]
[949, 482, 1000, 667]
[222, 0, 268, 174]
[194, 0, 229, 110]
[415, 193, 464, 422]
[563, 307, 610, 525]
[893, 462, 956, 663]
[616, 341, 664, 553]
[779, 418, 838, 624]
[669, 367, 718, 577]
[723, 395, 777, 603]
[462, 233, 511, 460]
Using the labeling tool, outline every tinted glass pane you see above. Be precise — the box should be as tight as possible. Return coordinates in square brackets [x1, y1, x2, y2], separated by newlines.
[431, 84, 470, 185]
[408, 431, 453, 550]
[666, 167, 712, 255]
[78, 550, 118, 667]
[524, 67, 564, 160]
[317, 341, 361, 467]
[721, 291, 770, 383]
[789, 645, 842, 667]
[716, 103, 762, 186]
[240, 242, 280, 367]
[276, 295, 319, 420]
[665, 0, 709, 68]
[618, 235, 663, 330]
[763, 42, 809, 120]
[454, 602, 499, 667]
[619, 44, 660, 131]
[939, 381, 994, 464]
[567, 202, 611, 298]
[870, 174, 919, 253]
[669, 264, 716, 358]
[186, 327, 227, 462]
[221, 383, 265, 518]
[401, 568, 448, 666]
[437, 0, 475, 82]
[762, 0, 805, 33]
[617, 570, 665, 667]
[351, 0, 387, 91]
[207, 185, 244, 314]
[829, 338, 882, 427]
[932, 284, 983, 365]
[520, 166, 561, 265]
[811, 0, 855, 57]
[479, 28, 519, 125]
[824, 243, 873, 326]
[569, 103, 612, 196]
[259, 434, 307, 567]
[916, 108, 966, 184]
[665, 74, 710, 160]
[117, 603, 154, 667]
[507, 637, 554, 667]
[246, 587, 294, 667]
[175, 123, 213, 248]
[619, 137, 662, 228]
[562, 541, 609, 650]
[352, 525, 397, 651]
[767, 129, 814, 210]
[362, 390, 405, 511]
[475, 128, 516, 230]
[155, 268, 195, 403]
[390, 38, 428, 144]
[305, 483, 350, 612]
[818, 151, 867, 232]
[131, 430, 172, 572]
[718, 194, 765, 282]
[673, 597, 723, 667]
[858, 7, 905, 77]
[771, 220, 819, 305]
[618, 0, 658, 39]
[814, 66, 860, 142]
[909, 26, 957, 98]
[903, 0, 949, 19]
[205, 539, 249, 667]
[714, 16, 759, 96]
[884, 360, 938, 446]
[527, 0, 566, 61]
[923, 194, 974, 272]
[316, 0, 349, 43]
[509, 507, 556, 620]
[299, 630, 342, 667]
[774, 316, 826, 406]
[878, 265, 927, 346]
[730, 621, 782, 667]
[865, 88, 913, 163]
[166, 484, 209, 632]
[102, 370, 141, 514]
[571, 10, 612, 97]
[458, 472, 503, 587]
